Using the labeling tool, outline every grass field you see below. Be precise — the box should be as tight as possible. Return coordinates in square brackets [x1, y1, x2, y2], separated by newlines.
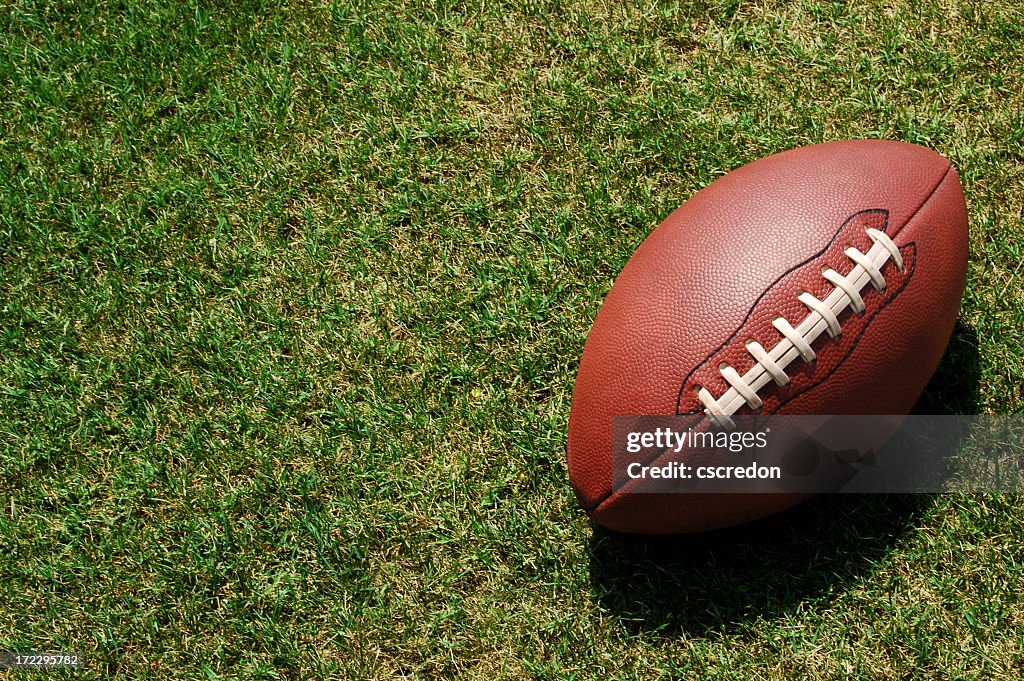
[2, 0, 1023, 678]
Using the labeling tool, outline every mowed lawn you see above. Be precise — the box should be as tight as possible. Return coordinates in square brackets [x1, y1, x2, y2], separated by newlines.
[1, 0, 1023, 678]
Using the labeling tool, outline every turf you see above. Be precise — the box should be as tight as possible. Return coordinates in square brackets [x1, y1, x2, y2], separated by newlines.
[1, 0, 1023, 678]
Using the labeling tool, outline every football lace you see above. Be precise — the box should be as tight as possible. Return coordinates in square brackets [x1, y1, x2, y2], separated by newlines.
[697, 227, 904, 429]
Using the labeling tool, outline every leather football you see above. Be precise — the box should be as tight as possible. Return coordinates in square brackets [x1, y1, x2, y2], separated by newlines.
[567, 140, 969, 534]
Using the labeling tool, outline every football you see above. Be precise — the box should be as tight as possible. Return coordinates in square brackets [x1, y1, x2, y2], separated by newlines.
[567, 140, 969, 534]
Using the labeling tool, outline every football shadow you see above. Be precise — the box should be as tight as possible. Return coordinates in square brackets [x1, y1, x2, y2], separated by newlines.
[913, 319, 982, 416]
[587, 321, 980, 637]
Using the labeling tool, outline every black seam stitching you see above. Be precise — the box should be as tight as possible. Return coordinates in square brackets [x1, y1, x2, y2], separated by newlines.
[672, 162, 952, 416]
[674, 208, 891, 415]
[583, 243, 917, 511]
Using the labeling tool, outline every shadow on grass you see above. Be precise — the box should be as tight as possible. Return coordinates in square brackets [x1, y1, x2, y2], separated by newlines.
[587, 321, 980, 637]
[913, 320, 982, 416]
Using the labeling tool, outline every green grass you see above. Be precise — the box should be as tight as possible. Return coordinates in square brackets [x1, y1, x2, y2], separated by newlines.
[1, 0, 1023, 678]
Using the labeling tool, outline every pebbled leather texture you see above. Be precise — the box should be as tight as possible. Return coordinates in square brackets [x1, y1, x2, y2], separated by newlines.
[567, 139, 969, 534]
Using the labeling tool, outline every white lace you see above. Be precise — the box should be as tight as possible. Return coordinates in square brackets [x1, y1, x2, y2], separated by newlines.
[697, 227, 904, 429]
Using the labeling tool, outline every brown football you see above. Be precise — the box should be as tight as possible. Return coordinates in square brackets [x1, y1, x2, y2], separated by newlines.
[567, 140, 969, 534]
